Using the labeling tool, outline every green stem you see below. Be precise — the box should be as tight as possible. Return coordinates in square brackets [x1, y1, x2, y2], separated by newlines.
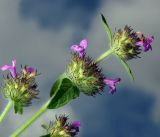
[11, 74, 65, 137]
[0, 100, 13, 125]
[95, 48, 114, 63]
[10, 98, 51, 137]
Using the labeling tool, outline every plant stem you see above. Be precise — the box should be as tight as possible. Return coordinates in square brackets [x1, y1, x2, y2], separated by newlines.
[0, 100, 13, 125]
[10, 98, 51, 137]
[95, 48, 114, 63]
[11, 74, 65, 137]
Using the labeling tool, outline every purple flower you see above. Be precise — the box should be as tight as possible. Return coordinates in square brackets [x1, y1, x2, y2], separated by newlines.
[71, 121, 81, 132]
[1, 59, 17, 78]
[72, 121, 81, 128]
[70, 39, 88, 58]
[26, 66, 35, 74]
[136, 34, 154, 52]
[103, 78, 121, 94]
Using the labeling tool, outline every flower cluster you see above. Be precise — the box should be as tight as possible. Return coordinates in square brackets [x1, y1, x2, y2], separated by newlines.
[68, 39, 121, 95]
[0, 13, 155, 137]
[42, 115, 80, 137]
[1, 59, 39, 114]
[136, 33, 154, 52]
[112, 26, 154, 60]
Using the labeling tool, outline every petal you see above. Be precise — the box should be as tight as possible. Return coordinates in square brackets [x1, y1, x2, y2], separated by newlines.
[104, 78, 121, 94]
[80, 39, 88, 49]
[1, 59, 17, 77]
[136, 41, 144, 46]
[109, 86, 116, 94]
[148, 36, 154, 42]
[1, 65, 12, 71]
[144, 44, 152, 52]
[12, 59, 16, 67]
[103, 78, 120, 85]
[79, 51, 85, 58]
[70, 45, 83, 52]
[10, 68, 16, 78]
[26, 67, 35, 74]
[72, 121, 81, 128]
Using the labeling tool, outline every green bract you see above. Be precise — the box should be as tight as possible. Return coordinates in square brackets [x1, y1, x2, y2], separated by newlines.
[65, 54, 105, 96]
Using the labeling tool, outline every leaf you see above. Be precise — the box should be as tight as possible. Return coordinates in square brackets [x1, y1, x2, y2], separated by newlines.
[116, 55, 135, 81]
[49, 75, 64, 97]
[14, 102, 23, 114]
[40, 134, 50, 137]
[101, 14, 113, 46]
[47, 77, 80, 109]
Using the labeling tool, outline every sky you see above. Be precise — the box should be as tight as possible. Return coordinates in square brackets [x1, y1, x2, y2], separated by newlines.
[0, 0, 160, 137]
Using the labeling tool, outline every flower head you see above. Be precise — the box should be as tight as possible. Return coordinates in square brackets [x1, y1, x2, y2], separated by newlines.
[112, 26, 141, 60]
[136, 34, 154, 52]
[112, 26, 154, 61]
[66, 39, 121, 95]
[42, 115, 80, 137]
[70, 39, 88, 58]
[66, 54, 105, 96]
[103, 78, 121, 94]
[1, 59, 39, 114]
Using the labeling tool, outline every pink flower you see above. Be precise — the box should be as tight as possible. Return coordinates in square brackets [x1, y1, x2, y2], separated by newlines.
[1, 59, 17, 78]
[70, 39, 88, 58]
[136, 34, 154, 52]
[26, 66, 35, 74]
[72, 121, 81, 128]
[103, 78, 121, 94]
[71, 121, 81, 132]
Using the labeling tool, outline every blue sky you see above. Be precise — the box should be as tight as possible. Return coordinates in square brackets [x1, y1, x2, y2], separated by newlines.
[0, 0, 160, 137]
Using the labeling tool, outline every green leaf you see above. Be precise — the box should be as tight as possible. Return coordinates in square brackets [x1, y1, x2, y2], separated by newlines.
[40, 134, 50, 137]
[14, 102, 23, 114]
[49, 75, 64, 97]
[116, 55, 135, 81]
[101, 14, 113, 46]
[47, 77, 80, 109]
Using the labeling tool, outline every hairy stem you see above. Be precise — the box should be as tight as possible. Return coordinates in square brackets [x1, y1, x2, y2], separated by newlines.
[10, 98, 52, 137]
[95, 48, 114, 63]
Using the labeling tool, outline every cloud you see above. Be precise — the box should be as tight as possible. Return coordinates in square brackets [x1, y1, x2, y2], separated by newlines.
[0, 0, 160, 136]
[0, 0, 102, 136]
[87, 0, 160, 121]
[19, 0, 103, 31]
[72, 88, 160, 137]
[0, 0, 77, 136]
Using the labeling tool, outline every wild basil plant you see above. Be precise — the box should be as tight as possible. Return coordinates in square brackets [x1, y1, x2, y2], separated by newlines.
[0, 14, 154, 137]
